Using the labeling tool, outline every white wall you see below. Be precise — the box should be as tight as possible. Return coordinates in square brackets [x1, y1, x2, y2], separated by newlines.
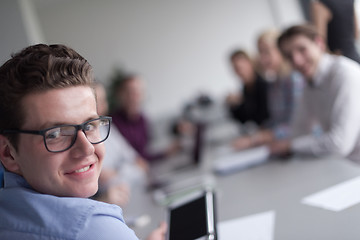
[31, 0, 303, 119]
[0, 0, 29, 65]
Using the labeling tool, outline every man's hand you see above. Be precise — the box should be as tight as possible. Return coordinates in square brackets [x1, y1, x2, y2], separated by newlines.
[268, 140, 291, 157]
[232, 130, 274, 150]
[232, 136, 253, 150]
[146, 222, 167, 240]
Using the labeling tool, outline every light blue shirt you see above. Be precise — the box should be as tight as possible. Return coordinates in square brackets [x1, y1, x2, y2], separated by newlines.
[0, 171, 139, 240]
[0, 163, 3, 188]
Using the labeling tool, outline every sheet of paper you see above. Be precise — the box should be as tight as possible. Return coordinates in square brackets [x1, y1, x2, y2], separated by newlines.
[218, 210, 275, 240]
[213, 146, 270, 175]
[302, 176, 360, 211]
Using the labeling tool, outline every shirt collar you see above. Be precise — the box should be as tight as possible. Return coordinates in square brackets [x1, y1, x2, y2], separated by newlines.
[312, 53, 332, 87]
[3, 170, 32, 189]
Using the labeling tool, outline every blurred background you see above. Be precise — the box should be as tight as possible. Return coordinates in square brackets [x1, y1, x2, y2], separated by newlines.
[0, 0, 305, 120]
[4, 2, 360, 238]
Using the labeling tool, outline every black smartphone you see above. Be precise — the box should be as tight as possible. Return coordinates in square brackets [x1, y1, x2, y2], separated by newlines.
[166, 190, 217, 240]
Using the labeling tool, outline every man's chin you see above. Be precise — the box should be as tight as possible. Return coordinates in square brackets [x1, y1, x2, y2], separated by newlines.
[68, 184, 99, 198]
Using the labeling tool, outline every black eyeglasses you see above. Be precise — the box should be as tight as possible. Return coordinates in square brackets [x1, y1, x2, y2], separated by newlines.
[2, 116, 112, 153]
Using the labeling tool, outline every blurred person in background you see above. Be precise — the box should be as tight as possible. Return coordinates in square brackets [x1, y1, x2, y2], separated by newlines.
[110, 74, 179, 162]
[270, 24, 360, 162]
[311, 0, 360, 63]
[231, 29, 303, 150]
[93, 82, 148, 207]
[226, 49, 270, 149]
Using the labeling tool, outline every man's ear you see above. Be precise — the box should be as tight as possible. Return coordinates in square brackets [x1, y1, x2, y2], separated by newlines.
[0, 135, 21, 174]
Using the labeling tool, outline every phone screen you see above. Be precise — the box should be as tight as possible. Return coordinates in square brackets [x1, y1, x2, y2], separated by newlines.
[168, 195, 208, 240]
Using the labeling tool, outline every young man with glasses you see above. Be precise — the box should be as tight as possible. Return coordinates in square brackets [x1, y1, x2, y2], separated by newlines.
[0, 44, 165, 239]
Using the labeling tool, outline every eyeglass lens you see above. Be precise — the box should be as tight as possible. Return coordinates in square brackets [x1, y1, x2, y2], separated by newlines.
[44, 118, 110, 152]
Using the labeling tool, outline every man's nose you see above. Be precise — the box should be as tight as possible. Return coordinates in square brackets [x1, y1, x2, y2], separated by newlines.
[70, 130, 95, 157]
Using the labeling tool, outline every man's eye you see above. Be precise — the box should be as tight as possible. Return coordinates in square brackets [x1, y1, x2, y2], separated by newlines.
[45, 129, 61, 139]
[84, 123, 96, 131]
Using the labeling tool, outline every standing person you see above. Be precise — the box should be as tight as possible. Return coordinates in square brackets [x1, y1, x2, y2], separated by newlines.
[270, 24, 360, 162]
[110, 74, 179, 162]
[0, 44, 166, 240]
[231, 30, 303, 150]
[226, 49, 270, 149]
[311, 0, 360, 63]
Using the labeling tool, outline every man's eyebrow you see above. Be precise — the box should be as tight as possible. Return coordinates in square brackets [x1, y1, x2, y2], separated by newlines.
[38, 121, 71, 130]
[38, 116, 100, 129]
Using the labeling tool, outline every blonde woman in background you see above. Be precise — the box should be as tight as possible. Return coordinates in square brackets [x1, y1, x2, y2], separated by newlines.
[232, 29, 303, 150]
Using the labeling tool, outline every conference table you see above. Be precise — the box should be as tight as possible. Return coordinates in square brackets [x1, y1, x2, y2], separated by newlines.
[122, 141, 360, 240]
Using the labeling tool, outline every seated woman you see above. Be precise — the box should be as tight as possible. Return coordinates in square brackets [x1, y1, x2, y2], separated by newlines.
[109, 73, 179, 162]
[93, 82, 148, 207]
[231, 29, 303, 150]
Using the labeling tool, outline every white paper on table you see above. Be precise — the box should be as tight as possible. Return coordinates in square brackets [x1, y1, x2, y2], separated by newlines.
[218, 210, 275, 240]
[213, 146, 270, 175]
[302, 175, 360, 211]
